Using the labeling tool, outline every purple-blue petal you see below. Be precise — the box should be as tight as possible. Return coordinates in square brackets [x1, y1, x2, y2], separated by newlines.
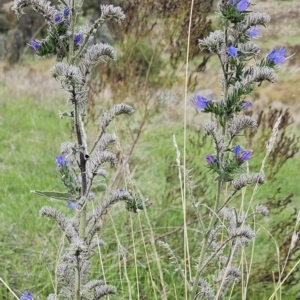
[237, 0, 248, 11]
[29, 40, 41, 51]
[248, 27, 259, 39]
[228, 46, 238, 57]
[192, 95, 211, 111]
[63, 6, 70, 18]
[55, 155, 68, 167]
[240, 150, 252, 161]
[74, 33, 83, 46]
[67, 200, 78, 210]
[20, 291, 33, 300]
[206, 155, 218, 165]
[53, 12, 63, 24]
[267, 47, 287, 65]
[242, 101, 252, 110]
[233, 145, 242, 156]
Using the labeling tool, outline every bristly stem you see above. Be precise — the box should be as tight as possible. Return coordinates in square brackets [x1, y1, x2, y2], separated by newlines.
[73, 89, 88, 300]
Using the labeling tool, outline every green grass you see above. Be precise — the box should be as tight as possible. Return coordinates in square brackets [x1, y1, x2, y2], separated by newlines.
[0, 97, 70, 298]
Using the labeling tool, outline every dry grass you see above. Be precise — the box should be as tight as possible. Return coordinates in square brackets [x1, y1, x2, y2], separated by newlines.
[0, 59, 65, 110]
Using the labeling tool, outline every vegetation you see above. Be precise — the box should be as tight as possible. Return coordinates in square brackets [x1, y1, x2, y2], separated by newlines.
[0, 0, 300, 299]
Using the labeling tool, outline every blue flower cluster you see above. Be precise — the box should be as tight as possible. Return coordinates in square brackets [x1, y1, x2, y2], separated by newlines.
[233, 145, 252, 163]
[20, 291, 33, 300]
[28, 6, 83, 52]
[267, 48, 287, 65]
[55, 155, 68, 167]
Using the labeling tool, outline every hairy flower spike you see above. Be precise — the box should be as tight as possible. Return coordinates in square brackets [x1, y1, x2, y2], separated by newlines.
[12, 0, 56, 23]
[80, 43, 116, 76]
[238, 42, 260, 57]
[158, 240, 184, 278]
[256, 204, 269, 216]
[99, 104, 134, 134]
[232, 173, 265, 190]
[40, 206, 78, 240]
[199, 30, 225, 54]
[93, 285, 117, 299]
[228, 116, 257, 138]
[100, 5, 125, 23]
[245, 12, 271, 28]
[203, 122, 217, 136]
[216, 267, 241, 296]
[197, 278, 215, 300]
[243, 66, 276, 84]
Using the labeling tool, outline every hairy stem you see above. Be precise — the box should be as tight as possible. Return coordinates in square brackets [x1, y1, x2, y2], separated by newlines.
[73, 87, 88, 300]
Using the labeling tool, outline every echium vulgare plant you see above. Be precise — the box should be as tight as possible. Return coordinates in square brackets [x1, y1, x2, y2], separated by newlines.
[161, 1, 290, 299]
[12, 1, 142, 299]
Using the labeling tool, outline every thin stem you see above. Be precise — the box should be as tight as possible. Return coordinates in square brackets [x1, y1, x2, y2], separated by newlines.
[217, 190, 238, 214]
[183, 0, 195, 296]
[74, 18, 105, 60]
[190, 180, 222, 299]
[68, 0, 76, 64]
[0, 277, 19, 300]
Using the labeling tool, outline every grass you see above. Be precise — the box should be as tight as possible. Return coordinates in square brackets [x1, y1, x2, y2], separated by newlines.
[1, 1, 300, 298]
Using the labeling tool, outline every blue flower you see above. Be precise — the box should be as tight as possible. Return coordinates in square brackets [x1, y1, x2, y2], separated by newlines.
[228, 46, 238, 57]
[233, 145, 242, 156]
[55, 155, 68, 167]
[53, 12, 63, 24]
[20, 291, 33, 300]
[267, 47, 287, 65]
[118, 188, 126, 194]
[237, 0, 248, 11]
[206, 155, 218, 165]
[28, 40, 41, 51]
[74, 33, 83, 46]
[248, 27, 259, 39]
[242, 101, 252, 109]
[63, 6, 70, 18]
[191, 95, 212, 111]
[240, 150, 252, 162]
[67, 200, 78, 210]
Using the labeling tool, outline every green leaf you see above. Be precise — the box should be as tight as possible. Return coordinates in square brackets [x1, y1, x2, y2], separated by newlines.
[31, 190, 73, 201]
